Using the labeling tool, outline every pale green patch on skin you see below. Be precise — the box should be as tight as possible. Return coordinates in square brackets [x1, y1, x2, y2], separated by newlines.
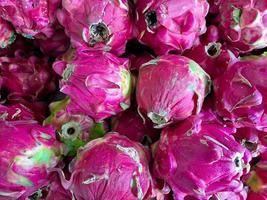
[31, 146, 55, 166]
[0, 32, 16, 48]
[188, 83, 196, 91]
[22, 34, 34, 39]
[120, 68, 132, 97]
[15, 145, 55, 169]
[40, 132, 52, 140]
[189, 60, 211, 97]
[63, 64, 75, 81]
[8, 32, 16, 45]
[140, 59, 158, 69]
[0, 191, 22, 197]
[232, 8, 241, 25]
[120, 102, 130, 110]
[16, 176, 33, 187]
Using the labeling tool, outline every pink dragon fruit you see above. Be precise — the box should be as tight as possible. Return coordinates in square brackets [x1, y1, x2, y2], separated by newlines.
[0, 50, 57, 101]
[112, 106, 160, 143]
[0, 121, 63, 199]
[35, 29, 70, 57]
[53, 48, 132, 121]
[57, 0, 134, 55]
[184, 25, 237, 79]
[0, 0, 61, 39]
[66, 133, 152, 200]
[0, 17, 16, 48]
[44, 98, 107, 156]
[214, 55, 267, 131]
[0, 104, 36, 122]
[136, 55, 211, 128]
[135, 0, 209, 55]
[153, 115, 252, 199]
[246, 160, 267, 200]
[234, 127, 267, 158]
[217, 0, 267, 53]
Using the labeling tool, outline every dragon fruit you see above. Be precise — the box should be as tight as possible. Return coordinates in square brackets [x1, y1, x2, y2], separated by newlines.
[0, 0, 61, 39]
[0, 18, 16, 48]
[0, 104, 36, 122]
[214, 56, 267, 131]
[44, 98, 107, 156]
[0, 121, 63, 199]
[246, 160, 267, 200]
[53, 48, 132, 121]
[135, 0, 209, 55]
[0, 50, 57, 101]
[153, 115, 251, 199]
[112, 106, 160, 144]
[217, 0, 267, 53]
[136, 55, 211, 128]
[57, 0, 134, 55]
[184, 25, 237, 79]
[67, 133, 152, 200]
[35, 29, 70, 57]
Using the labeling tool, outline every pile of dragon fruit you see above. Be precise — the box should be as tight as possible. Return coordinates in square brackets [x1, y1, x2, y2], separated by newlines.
[1, 0, 267, 199]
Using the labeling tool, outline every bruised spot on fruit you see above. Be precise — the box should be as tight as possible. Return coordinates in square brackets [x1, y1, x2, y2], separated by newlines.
[145, 10, 157, 30]
[205, 42, 222, 58]
[89, 22, 110, 46]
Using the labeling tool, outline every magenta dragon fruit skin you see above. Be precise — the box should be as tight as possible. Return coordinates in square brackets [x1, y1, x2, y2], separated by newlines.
[135, 0, 209, 55]
[112, 106, 160, 143]
[153, 115, 252, 200]
[136, 55, 211, 128]
[67, 133, 152, 200]
[0, 121, 63, 199]
[0, 50, 57, 101]
[184, 25, 237, 79]
[57, 0, 134, 55]
[53, 48, 132, 121]
[0, 0, 61, 39]
[0, 17, 16, 48]
[217, 0, 267, 53]
[35, 29, 70, 57]
[214, 56, 267, 131]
